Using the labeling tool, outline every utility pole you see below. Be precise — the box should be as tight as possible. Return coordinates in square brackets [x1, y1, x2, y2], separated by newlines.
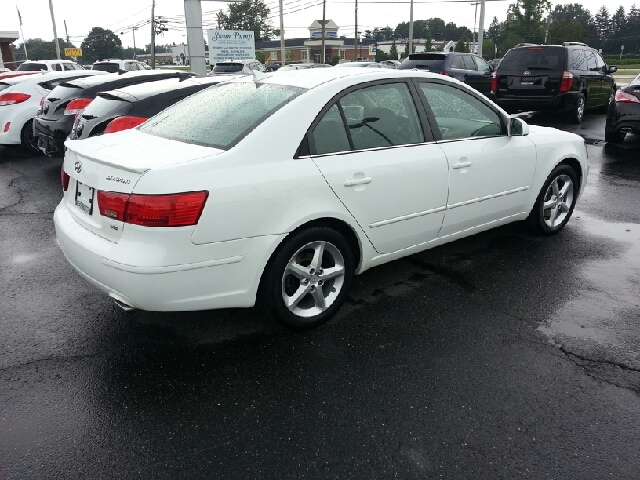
[354, 0, 358, 60]
[151, 0, 156, 69]
[472, 2, 479, 53]
[48, 0, 61, 59]
[477, 0, 485, 58]
[408, 0, 414, 56]
[132, 28, 137, 58]
[321, 1, 326, 64]
[279, 0, 285, 65]
[64, 20, 69, 43]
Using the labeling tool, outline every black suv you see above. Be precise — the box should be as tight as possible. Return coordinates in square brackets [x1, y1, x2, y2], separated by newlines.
[398, 52, 494, 96]
[491, 42, 617, 123]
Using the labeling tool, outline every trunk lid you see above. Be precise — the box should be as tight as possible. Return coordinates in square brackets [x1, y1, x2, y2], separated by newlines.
[62, 129, 221, 242]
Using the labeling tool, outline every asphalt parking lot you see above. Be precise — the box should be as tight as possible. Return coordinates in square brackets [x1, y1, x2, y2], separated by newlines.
[1, 113, 639, 479]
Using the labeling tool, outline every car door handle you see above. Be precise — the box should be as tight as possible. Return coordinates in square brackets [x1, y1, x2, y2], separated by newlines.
[452, 162, 473, 169]
[344, 177, 372, 187]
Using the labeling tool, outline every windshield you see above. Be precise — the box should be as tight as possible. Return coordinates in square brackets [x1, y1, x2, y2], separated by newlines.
[500, 47, 565, 71]
[399, 54, 445, 71]
[93, 63, 120, 73]
[140, 81, 306, 150]
[17, 63, 47, 71]
[213, 64, 244, 73]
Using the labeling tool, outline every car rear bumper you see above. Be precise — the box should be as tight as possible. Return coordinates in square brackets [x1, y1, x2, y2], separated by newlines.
[492, 91, 578, 113]
[605, 103, 640, 134]
[54, 200, 283, 311]
[33, 115, 74, 157]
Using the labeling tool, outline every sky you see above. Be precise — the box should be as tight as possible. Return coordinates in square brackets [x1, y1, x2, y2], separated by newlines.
[3, 0, 639, 51]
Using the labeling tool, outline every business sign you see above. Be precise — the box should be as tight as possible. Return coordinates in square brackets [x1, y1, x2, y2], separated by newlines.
[311, 31, 337, 38]
[64, 48, 82, 57]
[207, 29, 255, 63]
[369, 44, 377, 54]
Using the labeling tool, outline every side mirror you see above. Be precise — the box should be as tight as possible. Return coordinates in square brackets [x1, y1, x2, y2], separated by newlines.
[509, 117, 529, 136]
[608, 65, 618, 74]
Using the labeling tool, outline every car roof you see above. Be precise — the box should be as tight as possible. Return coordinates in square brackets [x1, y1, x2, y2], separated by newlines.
[255, 67, 442, 90]
[101, 75, 238, 101]
[1, 70, 104, 87]
[63, 69, 192, 88]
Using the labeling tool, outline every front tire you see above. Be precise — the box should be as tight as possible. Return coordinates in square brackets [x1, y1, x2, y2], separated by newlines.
[605, 130, 625, 144]
[570, 93, 585, 124]
[258, 227, 354, 330]
[527, 164, 578, 235]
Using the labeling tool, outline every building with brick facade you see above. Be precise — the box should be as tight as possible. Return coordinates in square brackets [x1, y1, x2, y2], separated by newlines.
[0, 31, 20, 70]
[255, 20, 376, 65]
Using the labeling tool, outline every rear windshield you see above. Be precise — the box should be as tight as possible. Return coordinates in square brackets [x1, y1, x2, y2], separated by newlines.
[17, 63, 47, 71]
[500, 47, 566, 71]
[213, 64, 243, 73]
[93, 63, 120, 73]
[140, 82, 306, 150]
[399, 54, 445, 71]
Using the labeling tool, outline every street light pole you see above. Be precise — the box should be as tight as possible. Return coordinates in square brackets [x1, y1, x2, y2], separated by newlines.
[354, 0, 358, 60]
[279, 0, 285, 65]
[151, 0, 156, 69]
[48, 0, 61, 59]
[477, 0, 485, 58]
[408, 0, 414, 55]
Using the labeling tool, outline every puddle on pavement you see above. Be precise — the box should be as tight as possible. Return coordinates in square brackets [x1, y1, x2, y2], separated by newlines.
[537, 212, 640, 366]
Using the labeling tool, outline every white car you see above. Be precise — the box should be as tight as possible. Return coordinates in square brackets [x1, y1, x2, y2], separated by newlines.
[92, 59, 150, 73]
[17, 59, 84, 72]
[0, 70, 107, 151]
[209, 59, 265, 76]
[55, 69, 588, 329]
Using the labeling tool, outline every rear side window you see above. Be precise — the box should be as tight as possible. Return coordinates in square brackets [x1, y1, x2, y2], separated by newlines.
[568, 49, 586, 70]
[213, 63, 243, 73]
[311, 105, 351, 154]
[17, 63, 47, 71]
[500, 47, 566, 71]
[451, 56, 464, 69]
[140, 82, 305, 150]
[93, 63, 120, 73]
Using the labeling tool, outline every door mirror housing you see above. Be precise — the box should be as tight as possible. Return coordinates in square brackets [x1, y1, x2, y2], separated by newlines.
[608, 65, 618, 74]
[508, 116, 529, 136]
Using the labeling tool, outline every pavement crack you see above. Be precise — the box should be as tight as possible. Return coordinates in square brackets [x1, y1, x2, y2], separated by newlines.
[558, 345, 640, 374]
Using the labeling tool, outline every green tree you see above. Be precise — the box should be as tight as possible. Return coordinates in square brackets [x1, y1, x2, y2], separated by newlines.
[482, 39, 496, 59]
[594, 6, 611, 40]
[15, 38, 76, 61]
[375, 48, 388, 62]
[504, 0, 550, 44]
[454, 39, 468, 52]
[389, 40, 398, 59]
[81, 27, 123, 63]
[255, 51, 266, 63]
[216, 0, 273, 41]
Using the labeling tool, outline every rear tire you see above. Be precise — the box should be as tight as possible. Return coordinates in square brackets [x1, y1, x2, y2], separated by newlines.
[20, 119, 40, 154]
[526, 164, 578, 235]
[570, 93, 585, 124]
[605, 130, 625, 144]
[258, 227, 354, 330]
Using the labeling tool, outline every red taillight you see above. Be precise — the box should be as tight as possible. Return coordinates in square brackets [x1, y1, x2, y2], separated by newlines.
[97, 191, 129, 221]
[438, 71, 450, 76]
[615, 89, 640, 104]
[491, 70, 498, 92]
[529, 47, 544, 50]
[64, 97, 92, 116]
[97, 191, 209, 227]
[559, 71, 573, 93]
[0, 92, 31, 106]
[61, 167, 70, 191]
[104, 116, 148, 134]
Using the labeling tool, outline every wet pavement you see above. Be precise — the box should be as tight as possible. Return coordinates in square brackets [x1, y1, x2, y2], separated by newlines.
[1, 113, 639, 479]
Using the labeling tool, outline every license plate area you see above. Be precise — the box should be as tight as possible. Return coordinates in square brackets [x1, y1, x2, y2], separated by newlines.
[75, 180, 95, 215]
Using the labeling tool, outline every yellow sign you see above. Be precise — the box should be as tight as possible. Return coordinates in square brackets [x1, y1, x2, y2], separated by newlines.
[65, 48, 82, 57]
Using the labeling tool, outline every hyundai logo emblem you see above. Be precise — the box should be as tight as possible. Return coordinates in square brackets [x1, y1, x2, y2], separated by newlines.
[43, 104, 49, 114]
[523, 71, 532, 76]
[74, 161, 82, 173]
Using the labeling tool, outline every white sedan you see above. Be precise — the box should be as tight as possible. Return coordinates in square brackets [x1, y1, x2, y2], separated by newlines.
[0, 70, 106, 151]
[55, 69, 588, 329]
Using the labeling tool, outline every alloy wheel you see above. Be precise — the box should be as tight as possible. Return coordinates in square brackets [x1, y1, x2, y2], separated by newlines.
[542, 174, 574, 229]
[281, 241, 346, 318]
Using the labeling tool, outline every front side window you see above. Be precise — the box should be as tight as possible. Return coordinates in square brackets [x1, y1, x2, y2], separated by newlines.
[141, 82, 306, 150]
[52, 63, 62, 71]
[418, 82, 503, 140]
[310, 82, 425, 154]
[595, 52, 606, 72]
[584, 50, 597, 71]
[462, 55, 476, 71]
[473, 56, 490, 72]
